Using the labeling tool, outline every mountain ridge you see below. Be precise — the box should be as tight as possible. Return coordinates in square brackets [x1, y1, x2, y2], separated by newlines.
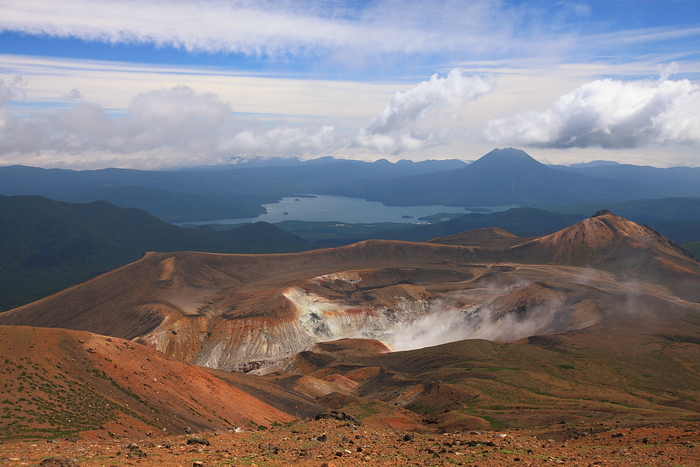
[2, 211, 698, 372]
[0, 194, 308, 311]
[4, 149, 700, 223]
[331, 148, 666, 207]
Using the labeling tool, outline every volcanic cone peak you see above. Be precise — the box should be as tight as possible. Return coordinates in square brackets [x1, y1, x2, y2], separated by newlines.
[530, 211, 696, 264]
[468, 147, 545, 171]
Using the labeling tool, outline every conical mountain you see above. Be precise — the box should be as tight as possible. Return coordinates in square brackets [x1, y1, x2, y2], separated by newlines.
[335, 148, 659, 206]
[503, 211, 700, 301]
[466, 147, 544, 171]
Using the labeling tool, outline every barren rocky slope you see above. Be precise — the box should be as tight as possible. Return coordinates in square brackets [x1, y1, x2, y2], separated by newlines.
[2, 420, 700, 466]
[1, 213, 698, 373]
[0, 325, 321, 441]
[1, 212, 700, 449]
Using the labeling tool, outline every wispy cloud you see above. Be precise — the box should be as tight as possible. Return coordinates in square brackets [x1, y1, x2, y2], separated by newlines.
[1, 0, 636, 70]
[485, 76, 700, 149]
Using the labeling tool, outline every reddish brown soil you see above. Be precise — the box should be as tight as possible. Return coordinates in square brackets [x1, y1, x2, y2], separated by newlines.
[0, 326, 299, 440]
[1, 419, 699, 466]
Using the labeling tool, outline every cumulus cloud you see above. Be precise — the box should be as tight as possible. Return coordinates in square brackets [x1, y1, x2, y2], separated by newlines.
[485, 77, 700, 148]
[0, 83, 346, 167]
[1, 69, 495, 167]
[357, 69, 490, 153]
[1, 85, 228, 154]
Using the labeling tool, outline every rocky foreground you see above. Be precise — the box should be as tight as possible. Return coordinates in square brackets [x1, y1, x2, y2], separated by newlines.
[2, 419, 699, 467]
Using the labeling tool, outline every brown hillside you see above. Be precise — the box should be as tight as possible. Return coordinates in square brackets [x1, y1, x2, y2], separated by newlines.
[429, 226, 521, 248]
[2, 213, 700, 441]
[271, 282, 700, 433]
[506, 213, 700, 301]
[0, 325, 311, 441]
[0, 213, 697, 371]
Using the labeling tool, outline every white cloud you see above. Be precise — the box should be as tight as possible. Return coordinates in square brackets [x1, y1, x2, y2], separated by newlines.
[0, 69, 493, 167]
[9, 0, 651, 71]
[0, 83, 344, 165]
[357, 69, 490, 153]
[0, 75, 27, 134]
[0, 85, 230, 154]
[217, 124, 341, 156]
[0, 0, 513, 60]
[485, 77, 700, 149]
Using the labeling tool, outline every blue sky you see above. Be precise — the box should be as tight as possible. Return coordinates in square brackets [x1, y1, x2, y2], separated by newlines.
[0, 0, 699, 169]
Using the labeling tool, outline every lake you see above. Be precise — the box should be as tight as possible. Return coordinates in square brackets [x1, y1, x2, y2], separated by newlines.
[182, 195, 518, 225]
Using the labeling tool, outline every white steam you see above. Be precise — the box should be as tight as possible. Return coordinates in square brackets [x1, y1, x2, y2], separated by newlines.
[384, 297, 564, 352]
[386, 308, 477, 351]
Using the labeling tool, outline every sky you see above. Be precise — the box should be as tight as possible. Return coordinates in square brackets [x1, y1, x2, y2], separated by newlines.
[0, 0, 699, 170]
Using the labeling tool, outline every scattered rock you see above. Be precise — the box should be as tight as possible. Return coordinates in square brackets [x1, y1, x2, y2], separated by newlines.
[593, 209, 612, 217]
[315, 410, 360, 425]
[187, 437, 211, 446]
[464, 440, 496, 447]
[39, 458, 79, 467]
[261, 443, 279, 454]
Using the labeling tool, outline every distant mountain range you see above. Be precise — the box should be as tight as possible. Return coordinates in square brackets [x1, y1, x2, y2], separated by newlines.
[4, 191, 700, 312]
[0, 158, 467, 222]
[3, 148, 700, 311]
[331, 148, 700, 206]
[2, 148, 699, 222]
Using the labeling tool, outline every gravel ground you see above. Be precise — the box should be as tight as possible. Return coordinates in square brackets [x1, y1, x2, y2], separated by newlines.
[1, 419, 699, 466]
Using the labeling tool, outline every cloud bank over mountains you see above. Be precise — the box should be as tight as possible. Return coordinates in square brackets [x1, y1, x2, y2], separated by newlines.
[0, 0, 699, 168]
[485, 77, 700, 149]
[0, 69, 491, 167]
[1, 69, 699, 168]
